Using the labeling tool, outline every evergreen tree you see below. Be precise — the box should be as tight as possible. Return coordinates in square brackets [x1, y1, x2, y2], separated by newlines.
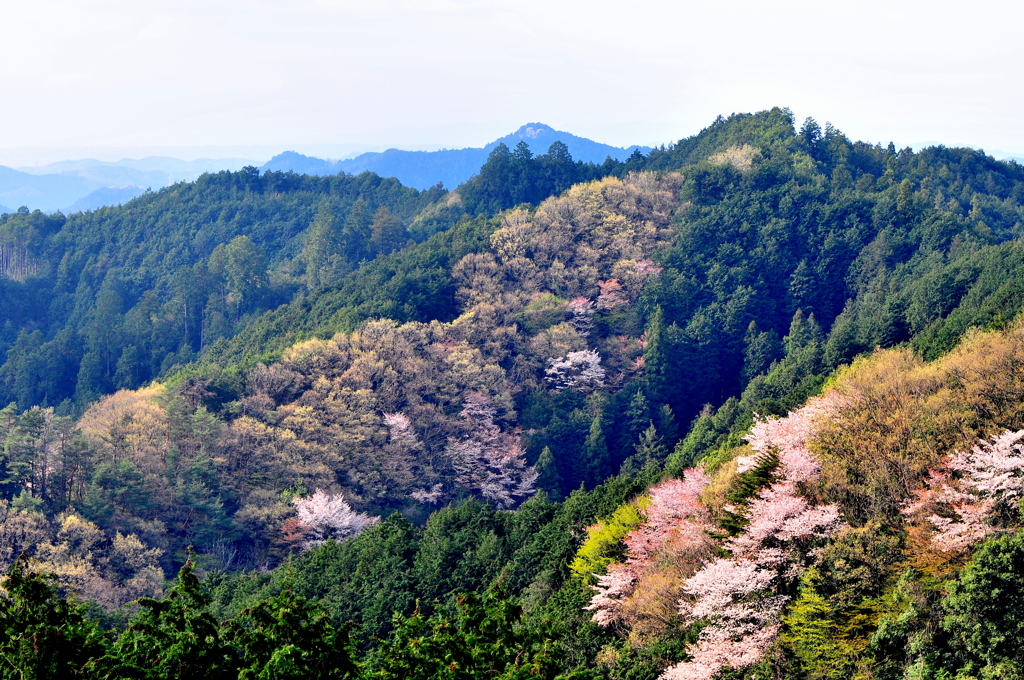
[655, 403, 679, 447]
[621, 423, 667, 475]
[642, 306, 669, 403]
[619, 389, 650, 460]
[784, 309, 823, 355]
[370, 206, 407, 257]
[341, 198, 372, 264]
[113, 344, 143, 390]
[304, 202, 344, 290]
[100, 558, 238, 679]
[366, 587, 559, 680]
[225, 585, 359, 680]
[534, 446, 563, 501]
[0, 557, 109, 680]
[581, 415, 610, 488]
[743, 321, 783, 382]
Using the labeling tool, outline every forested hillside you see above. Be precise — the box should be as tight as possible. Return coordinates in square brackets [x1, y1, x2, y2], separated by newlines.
[0, 171, 446, 412]
[4, 108, 1024, 679]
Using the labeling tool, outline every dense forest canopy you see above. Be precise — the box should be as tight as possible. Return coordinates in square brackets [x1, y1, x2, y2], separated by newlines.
[4, 108, 1024, 679]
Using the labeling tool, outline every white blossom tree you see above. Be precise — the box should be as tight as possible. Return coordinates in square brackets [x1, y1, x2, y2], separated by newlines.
[291, 489, 379, 549]
[545, 349, 606, 392]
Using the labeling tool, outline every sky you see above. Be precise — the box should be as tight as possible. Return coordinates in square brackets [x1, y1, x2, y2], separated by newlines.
[1, 0, 1022, 165]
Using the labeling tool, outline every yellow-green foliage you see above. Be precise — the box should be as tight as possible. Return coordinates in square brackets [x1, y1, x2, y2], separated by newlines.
[569, 500, 646, 583]
[815, 322, 1024, 522]
[783, 570, 844, 680]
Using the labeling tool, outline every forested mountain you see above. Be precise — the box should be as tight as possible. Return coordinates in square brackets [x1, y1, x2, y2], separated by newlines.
[4, 108, 1024, 679]
[261, 122, 650, 190]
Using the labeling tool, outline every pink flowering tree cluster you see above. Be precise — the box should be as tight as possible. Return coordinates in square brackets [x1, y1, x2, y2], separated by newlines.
[445, 392, 538, 509]
[545, 350, 607, 392]
[901, 429, 1024, 553]
[636, 259, 664, 276]
[291, 488, 380, 550]
[596, 278, 628, 311]
[587, 392, 845, 680]
[586, 470, 716, 627]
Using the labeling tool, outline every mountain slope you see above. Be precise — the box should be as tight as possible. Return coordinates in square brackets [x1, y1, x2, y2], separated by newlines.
[65, 185, 148, 213]
[0, 170, 446, 412]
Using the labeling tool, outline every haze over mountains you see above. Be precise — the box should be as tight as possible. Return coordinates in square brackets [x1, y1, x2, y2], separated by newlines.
[0, 156, 257, 213]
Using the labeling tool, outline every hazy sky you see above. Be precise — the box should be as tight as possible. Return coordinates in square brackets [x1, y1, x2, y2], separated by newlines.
[2, 0, 1022, 164]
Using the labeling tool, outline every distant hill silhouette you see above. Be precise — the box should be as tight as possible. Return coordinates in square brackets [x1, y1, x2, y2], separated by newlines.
[1, 156, 255, 212]
[261, 123, 650, 190]
[65, 185, 148, 213]
[0, 165, 94, 212]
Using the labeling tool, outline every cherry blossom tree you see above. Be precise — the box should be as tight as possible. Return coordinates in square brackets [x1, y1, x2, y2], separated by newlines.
[636, 259, 664, 276]
[588, 393, 846, 680]
[902, 429, 1024, 552]
[586, 470, 714, 628]
[596, 279, 628, 311]
[445, 392, 537, 509]
[656, 398, 844, 680]
[291, 489, 379, 549]
[737, 390, 849, 481]
[545, 350, 606, 392]
[382, 412, 416, 442]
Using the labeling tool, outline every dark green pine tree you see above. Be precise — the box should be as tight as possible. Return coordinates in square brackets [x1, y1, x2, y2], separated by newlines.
[511, 140, 536, 205]
[370, 206, 407, 257]
[743, 320, 783, 382]
[0, 556, 109, 679]
[655, 403, 679, 448]
[366, 586, 559, 680]
[581, 415, 610, 488]
[642, 306, 669, 404]
[784, 309, 823, 356]
[635, 423, 668, 463]
[534, 446, 563, 500]
[303, 202, 344, 290]
[98, 557, 238, 680]
[619, 389, 650, 460]
[341, 198, 372, 265]
[224, 585, 359, 680]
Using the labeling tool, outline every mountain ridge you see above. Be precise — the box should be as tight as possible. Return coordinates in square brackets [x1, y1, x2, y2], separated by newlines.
[261, 122, 651, 189]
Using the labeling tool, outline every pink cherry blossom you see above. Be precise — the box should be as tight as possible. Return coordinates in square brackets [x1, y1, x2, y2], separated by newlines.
[901, 429, 1024, 552]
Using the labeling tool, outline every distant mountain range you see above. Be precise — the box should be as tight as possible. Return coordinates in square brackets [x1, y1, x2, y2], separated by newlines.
[0, 124, 643, 213]
[261, 123, 651, 190]
[0, 157, 257, 213]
